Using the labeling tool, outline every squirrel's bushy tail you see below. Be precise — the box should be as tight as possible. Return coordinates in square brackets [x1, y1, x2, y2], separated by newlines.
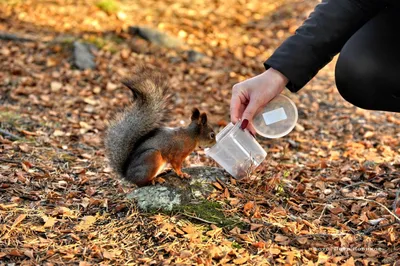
[105, 67, 170, 176]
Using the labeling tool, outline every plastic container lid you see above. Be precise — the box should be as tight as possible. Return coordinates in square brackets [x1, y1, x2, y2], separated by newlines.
[252, 94, 298, 139]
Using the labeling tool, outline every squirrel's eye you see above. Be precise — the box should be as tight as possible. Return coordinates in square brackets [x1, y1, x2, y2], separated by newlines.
[210, 132, 215, 139]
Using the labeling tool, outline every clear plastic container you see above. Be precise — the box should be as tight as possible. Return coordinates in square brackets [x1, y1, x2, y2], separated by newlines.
[205, 122, 267, 179]
[252, 94, 298, 139]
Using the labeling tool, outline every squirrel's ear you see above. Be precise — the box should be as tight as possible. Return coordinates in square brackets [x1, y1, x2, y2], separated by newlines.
[191, 108, 200, 122]
[200, 113, 207, 125]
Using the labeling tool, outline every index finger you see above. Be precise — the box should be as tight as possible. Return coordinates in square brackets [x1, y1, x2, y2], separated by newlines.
[230, 91, 248, 123]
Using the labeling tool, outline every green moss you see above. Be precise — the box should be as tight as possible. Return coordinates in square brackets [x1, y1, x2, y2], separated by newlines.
[95, 0, 119, 14]
[175, 200, 243, 229]
[85, 36, 107, 49]
[0, 111, 21, 125]
[84, 35, 122, 53]
[232, 241, 242, 249]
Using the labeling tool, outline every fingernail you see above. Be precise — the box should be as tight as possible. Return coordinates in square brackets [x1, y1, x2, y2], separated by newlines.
[241, 119, 249, 130]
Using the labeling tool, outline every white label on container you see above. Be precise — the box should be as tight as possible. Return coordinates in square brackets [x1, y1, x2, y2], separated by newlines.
[262, 107, 287, 125]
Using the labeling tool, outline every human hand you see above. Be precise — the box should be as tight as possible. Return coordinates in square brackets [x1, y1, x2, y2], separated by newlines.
[230, 68, 289, 135]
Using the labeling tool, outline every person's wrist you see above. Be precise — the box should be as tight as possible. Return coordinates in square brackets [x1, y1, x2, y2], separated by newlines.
[264, 68, 289, 87]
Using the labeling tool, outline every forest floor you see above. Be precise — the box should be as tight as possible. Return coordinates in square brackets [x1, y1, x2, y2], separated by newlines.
[0, 0, 399, 265]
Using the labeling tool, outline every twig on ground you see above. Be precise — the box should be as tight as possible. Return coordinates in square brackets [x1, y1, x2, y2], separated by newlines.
[362, 221, 397, 235]
[393, 188, 400, 217]
[318, 204, 329, 221]
[0, 128, 21, 141]
[342, 181, 384, 191]
[334, 197, 400, 223]
[0, 158, 21, 164]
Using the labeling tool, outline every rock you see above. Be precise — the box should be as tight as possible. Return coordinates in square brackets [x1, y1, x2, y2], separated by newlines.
[127, 186, 182, 212]
[126, 167, 229, 212]
[73, 41, 96, 70]
[128, 26, 184, 48]
[187, 50, 205, 62]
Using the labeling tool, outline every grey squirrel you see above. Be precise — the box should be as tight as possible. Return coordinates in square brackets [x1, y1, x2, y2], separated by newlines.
[105, 67, 216, 186]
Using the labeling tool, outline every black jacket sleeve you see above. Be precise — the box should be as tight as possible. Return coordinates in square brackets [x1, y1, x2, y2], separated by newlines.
[264, 0, 386, 92]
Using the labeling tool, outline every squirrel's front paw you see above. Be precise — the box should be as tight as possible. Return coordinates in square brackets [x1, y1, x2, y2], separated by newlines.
[178, 172, 191, 179]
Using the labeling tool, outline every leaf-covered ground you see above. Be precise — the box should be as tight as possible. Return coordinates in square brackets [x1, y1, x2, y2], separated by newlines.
[1, 0, 400, 265]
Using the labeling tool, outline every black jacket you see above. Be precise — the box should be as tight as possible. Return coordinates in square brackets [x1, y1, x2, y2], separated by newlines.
[264, 0, 397, 92]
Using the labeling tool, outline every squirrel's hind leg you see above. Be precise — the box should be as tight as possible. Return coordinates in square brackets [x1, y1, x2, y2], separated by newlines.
[125, 149, 166, 186]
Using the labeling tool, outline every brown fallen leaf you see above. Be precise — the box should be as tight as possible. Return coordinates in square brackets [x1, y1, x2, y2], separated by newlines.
[250, 223, 263, 231]
[274, 234, 289, 242]
[252, 241, 266, 249]
[212, 181, 223, 190]
[243, 201, 254, 211]
[23, 249, 34, 260]
[329, 206, 345, 215]
[8, 249, 23, 257]
[19, 143, 30, 152]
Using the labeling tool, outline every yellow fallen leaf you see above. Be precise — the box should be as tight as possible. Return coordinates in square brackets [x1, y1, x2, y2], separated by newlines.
[53, 130, 65, 137]
[31, 226, 46, 232]
[75, 216, 96, 231]
[43, 217, 57, 228]
[12, 214, 26, 228]
[0, 203, 18, 210]
[59, 207, 75, 217]
[363, 131, 375, 139]
[103, 250, 114, 259]
[317, 252, 330, 264]
[233, 255, 249, 265]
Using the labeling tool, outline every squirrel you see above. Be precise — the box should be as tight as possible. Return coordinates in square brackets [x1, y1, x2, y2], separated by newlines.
[105, 67, 216, 186]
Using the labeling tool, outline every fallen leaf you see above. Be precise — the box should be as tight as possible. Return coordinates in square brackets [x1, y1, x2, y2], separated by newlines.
[23, 249, 34, 259]
[250, 223, 263, 231]
[8, 249, 23, 256]
[212, 182, 223, 190]
[233, 256, 248, 265]
[329, 206, 345, 215]
[19, 144, 30, 152]
[363, 131, 375, 139]
[243, 201, 254, 211]
[396, 208, 400, 217]
[0, 203, 18, 210]
[103, 250, 114, 259]
[53, 130, 65, 137]
[43, 216, 57, 228]
[50, 81, 62, 92]
[275, 234, 289, 242]
[342, 257, 355, 266]
[12, 214, 26, 228]
[75, 216, 96, 231]
[252, 241, 266, 248]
